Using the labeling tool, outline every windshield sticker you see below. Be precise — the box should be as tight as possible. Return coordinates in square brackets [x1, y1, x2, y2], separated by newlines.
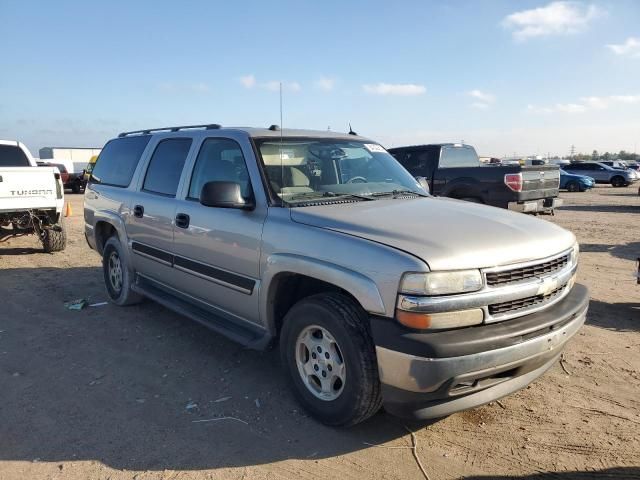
[364, 144, 386, 153]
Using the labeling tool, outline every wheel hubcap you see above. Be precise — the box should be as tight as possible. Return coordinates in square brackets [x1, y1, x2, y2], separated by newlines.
[295, 325, 346, 401]
[108, 251, 123, 293]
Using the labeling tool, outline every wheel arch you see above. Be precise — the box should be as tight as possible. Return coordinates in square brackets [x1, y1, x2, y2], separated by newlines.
[261, 254, 387, 337]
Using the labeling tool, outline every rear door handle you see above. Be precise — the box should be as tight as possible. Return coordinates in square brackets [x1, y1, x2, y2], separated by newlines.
[175, 213, 190, 229]
[133, 205, 144, 218]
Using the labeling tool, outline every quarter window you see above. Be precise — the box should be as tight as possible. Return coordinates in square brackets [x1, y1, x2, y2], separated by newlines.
[142, 138, 192, 196]
[91, 136, 151, 187]
[188, 138, 251, 200]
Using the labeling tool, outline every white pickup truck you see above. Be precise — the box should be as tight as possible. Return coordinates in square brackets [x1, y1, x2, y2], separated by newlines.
[0, 140, 66, 252]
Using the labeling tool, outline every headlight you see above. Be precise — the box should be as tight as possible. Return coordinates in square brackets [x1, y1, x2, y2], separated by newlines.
[400, 270, 483, 296]
[571, 242, 579, 265]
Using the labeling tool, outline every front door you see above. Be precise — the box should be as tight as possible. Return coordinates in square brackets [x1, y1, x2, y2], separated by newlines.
[127, 137, 193, 283]
[171, 137, 267, 326]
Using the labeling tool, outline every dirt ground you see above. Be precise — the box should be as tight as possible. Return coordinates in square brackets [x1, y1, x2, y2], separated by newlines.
[1, 186, 638, 480]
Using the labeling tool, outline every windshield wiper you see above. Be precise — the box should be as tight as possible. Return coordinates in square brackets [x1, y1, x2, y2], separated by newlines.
[286, 191, 375, 204]
[371, 189, 429, 198]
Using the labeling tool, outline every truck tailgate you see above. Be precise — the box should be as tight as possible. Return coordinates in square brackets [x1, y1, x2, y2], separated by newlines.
[0, 167, 61, 212]
[520, 166, 560, 201]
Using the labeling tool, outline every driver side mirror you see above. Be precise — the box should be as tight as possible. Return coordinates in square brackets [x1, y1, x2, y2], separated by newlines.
[200, 181, 255, 210]
[416, 176, 430, 194]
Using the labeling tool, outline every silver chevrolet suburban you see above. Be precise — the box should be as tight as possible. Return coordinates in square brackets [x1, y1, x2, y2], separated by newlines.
[84, 124, 589, 426]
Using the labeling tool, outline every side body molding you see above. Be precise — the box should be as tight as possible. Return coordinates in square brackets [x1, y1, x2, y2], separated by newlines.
[260, 253, 387, 334]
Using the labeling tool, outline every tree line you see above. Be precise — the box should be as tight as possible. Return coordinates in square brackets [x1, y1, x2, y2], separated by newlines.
[567, 150, 639, 162]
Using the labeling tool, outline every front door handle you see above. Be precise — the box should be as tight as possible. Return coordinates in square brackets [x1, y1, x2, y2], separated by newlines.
[133, 205, 144, 218]
[175, 213, 190, 229]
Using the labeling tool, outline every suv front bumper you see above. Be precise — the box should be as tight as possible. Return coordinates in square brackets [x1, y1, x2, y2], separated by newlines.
[370, 283, 589, 420]
[508, 197, 563, 214]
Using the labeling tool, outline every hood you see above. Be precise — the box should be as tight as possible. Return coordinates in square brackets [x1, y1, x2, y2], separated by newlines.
[290, 197, 575, 271]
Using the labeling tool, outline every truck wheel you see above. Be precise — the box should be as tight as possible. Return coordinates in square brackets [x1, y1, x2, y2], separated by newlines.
[102, 236, 142, 306]
[611, 176, 625, 187]
[566, 181, 580, 192]
[41, 219, 67, 253]
[280, 293, 382, 426]
[72, 182, 81, 194]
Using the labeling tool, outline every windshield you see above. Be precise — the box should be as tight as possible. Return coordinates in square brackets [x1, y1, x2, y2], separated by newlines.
[256, 138, 425, 205]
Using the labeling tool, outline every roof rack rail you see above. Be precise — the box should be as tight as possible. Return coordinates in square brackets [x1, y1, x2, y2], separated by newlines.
[118, 124, 221, 138]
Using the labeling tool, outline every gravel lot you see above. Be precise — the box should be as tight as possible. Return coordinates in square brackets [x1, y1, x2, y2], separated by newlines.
[1, 186, 638, 480]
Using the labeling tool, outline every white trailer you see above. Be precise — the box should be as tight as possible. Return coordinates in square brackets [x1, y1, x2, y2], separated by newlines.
[39, 146, 101, 174]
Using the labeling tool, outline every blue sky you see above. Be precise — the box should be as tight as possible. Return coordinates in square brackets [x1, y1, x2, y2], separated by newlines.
[1, 0, 639, 157]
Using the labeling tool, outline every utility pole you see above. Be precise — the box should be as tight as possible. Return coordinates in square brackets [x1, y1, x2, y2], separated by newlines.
[569, 144, 576, 161]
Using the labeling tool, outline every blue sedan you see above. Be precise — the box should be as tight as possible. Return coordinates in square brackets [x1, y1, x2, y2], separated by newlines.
[560, 169, 595, 192]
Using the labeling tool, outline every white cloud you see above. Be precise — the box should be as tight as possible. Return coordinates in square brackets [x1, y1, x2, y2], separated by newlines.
[315, 77, 335, 91]
[240, 75, 301, 92]
[527, 94, 640, 114]
[468, 90, 495, 109]
[610, 94, 640, 104]
[503, 2, 603, 41]
[526, 103, 586, 114]
[362, 83, 426, 96]
[555, 103, 587, 113]
[240, 74, 256, 89]
[468, 89, 496, 103]
[263, 80, 301, 92]
[607, 37, 640, 58]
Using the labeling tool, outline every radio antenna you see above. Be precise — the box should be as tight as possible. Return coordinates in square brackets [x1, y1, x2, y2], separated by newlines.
[279, 82, 284, 203]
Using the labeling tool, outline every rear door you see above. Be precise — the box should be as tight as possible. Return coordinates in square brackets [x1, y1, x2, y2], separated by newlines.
[126, 137, 193, 283]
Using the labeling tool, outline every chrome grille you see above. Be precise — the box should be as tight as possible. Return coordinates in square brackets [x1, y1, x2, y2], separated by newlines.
[486, 254, 569, 287]
[488, 284, 566, 316]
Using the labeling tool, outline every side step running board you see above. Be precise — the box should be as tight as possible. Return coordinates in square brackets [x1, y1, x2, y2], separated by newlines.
[132, 277, 271, 350]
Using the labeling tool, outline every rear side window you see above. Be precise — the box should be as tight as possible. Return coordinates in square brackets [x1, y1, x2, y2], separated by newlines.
[440, 146, 479, 168]
[0, 145, 30, 166]
[142, 138, 192, 196]
[91, 136, 151, 187]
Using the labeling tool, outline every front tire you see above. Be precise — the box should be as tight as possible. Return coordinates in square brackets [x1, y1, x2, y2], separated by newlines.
[566, 181, 580, 192]
[611, 176, 626, 187]
[41, 218, 67, 252]
[102, 236, 142, 306]
[280, 293, 382, 426]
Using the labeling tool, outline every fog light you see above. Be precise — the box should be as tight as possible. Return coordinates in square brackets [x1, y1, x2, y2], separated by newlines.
[396, 308, 484, 330]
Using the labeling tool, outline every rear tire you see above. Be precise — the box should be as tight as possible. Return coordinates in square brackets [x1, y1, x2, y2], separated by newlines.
[41, 218, 67, 252]
[566, 181, 580, 192]
[611, 176, 626, 187]
[102, 236, 143, 306]
[72, 182, 81, 194]
[280, 292, 382, 426]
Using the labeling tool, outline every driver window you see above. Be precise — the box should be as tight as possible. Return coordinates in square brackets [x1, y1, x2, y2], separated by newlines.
[188, 138, 251, 200]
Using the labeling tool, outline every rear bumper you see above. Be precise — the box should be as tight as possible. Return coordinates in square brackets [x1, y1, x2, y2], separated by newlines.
[371, 284, 589, 420]
[508, 197, 562, 213]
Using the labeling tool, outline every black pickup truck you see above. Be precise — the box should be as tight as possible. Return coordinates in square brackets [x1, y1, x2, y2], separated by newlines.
[388, 143, 562, 214]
